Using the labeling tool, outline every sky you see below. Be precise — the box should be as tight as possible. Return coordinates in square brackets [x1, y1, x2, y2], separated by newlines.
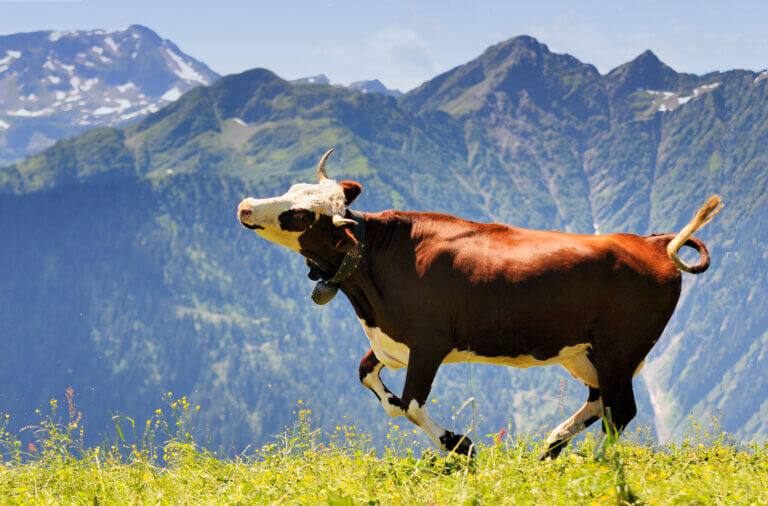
[2, 0, 767, 92]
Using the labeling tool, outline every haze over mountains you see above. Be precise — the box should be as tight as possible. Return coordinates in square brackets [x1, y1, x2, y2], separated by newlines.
[1, 34, 767, 451]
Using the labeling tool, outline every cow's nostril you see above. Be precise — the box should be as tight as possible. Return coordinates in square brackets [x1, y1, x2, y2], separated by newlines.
[239, 208, 252, 221]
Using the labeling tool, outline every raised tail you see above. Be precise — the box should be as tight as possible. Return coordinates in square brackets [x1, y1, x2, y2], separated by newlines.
[666, 195, 723, 274]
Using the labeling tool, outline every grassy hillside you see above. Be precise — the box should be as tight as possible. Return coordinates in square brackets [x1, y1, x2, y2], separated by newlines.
[0, 401, 765, 504]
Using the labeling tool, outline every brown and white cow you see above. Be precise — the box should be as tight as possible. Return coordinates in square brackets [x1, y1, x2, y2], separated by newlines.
[237, 149, 722, 459]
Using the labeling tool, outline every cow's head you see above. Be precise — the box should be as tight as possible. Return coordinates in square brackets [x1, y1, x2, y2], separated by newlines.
[237, 150, 362, 267]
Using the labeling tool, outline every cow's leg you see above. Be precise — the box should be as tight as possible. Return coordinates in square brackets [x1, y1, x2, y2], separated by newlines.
[539, 387, 602, 460]
[401, 350, 475, 457]
[358, 349, 405, 417]
[592, 363, 637, 458]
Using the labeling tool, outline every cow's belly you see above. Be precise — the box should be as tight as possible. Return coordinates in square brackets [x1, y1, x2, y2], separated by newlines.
[357, 317, 599, 387]
[358, 319, 409, 369]
[444, 343, 599, 387]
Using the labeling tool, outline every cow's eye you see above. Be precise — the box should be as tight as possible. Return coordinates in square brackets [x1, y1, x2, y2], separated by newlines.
[278, 209, 315, 231]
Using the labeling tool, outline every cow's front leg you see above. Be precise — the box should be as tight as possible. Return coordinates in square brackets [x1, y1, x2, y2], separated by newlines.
[358, 349, 405, 417]
[401, 350, 475, 457]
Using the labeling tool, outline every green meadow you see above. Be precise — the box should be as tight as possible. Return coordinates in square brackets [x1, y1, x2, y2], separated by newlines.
[0, 396, 766, 504]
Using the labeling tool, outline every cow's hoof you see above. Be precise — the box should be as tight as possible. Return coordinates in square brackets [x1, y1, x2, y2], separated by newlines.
[538, 440, 566, 461]
[441, 431, 475, 458]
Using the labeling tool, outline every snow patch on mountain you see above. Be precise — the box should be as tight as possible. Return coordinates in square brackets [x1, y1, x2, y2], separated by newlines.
[104, 36, 119, 53]
[8, 108, 54, 117]
[0, 50, 21, 72]
[48, 31, 66, 42]
[0, 50, 21, 65]
[647, 82, 721, 113]
[93, 98, 132, 116]
[165, 49, 208, 84]
[117, 82, 136, 93]
[161, 87, 183, 101]
[293, 74, 330, 85]
[81, 78, 98, 91]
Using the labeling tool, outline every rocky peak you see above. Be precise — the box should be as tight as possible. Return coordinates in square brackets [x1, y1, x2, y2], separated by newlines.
[606, 49, 679, 98]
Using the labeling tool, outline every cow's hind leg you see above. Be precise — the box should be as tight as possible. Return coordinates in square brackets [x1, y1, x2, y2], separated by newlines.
[539, 387, 602, 460]
[358, 349, 405, 418]
[592, 358, 638, 458]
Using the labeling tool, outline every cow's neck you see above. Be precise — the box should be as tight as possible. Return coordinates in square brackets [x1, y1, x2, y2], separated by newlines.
[338, 211, 412, 328]
[301, 211, 366, 278]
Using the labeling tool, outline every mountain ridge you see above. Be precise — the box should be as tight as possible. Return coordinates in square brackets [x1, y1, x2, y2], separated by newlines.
[293, 74, 402, 97]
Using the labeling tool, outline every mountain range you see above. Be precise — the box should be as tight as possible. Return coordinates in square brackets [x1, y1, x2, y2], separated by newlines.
[1, 34, 767, 451]
[0, 25, 219, 166]
[293, 74, 403, 97]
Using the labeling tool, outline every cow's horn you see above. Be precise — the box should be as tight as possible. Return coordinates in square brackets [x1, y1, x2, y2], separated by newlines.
[332, 215, 356, 227]
[317, 149, 334, 181]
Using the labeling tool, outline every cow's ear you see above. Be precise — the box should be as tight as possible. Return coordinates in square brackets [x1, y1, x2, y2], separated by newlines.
[332, 226, 358, 252]
[339, 180, 362, 206]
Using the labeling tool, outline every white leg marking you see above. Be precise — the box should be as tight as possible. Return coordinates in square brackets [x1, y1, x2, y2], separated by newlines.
[546, 398, 603, 446]
[405, 399, 450, 450]
[361, 363, 404, 418]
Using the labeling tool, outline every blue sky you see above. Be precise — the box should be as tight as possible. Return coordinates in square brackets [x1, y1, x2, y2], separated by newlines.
[2, 0, 767, 91]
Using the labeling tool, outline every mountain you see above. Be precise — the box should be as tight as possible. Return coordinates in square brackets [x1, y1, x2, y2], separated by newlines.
[292, 74, 331, 85]
[2, 35, 768, 451]
[293, 75, 402, 97]
[347, 79, 402, 97]
[0, 25, 219, 166]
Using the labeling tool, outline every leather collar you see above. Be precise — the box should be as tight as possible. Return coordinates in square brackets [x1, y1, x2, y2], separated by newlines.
[306, 210, 365, 305]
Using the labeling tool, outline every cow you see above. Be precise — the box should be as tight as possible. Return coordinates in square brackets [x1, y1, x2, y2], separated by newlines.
[237, 149, 722, 459]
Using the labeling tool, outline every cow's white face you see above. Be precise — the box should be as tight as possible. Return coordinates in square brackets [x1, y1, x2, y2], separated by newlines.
[237, 179, 349, 251]
[238, 150, 363, 263]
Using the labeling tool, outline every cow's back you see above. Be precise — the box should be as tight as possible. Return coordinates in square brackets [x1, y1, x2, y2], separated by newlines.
[370, 213, 682, 360]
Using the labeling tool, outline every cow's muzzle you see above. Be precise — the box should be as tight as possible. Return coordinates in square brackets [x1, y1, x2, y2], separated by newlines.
[237, 200, 264, 230]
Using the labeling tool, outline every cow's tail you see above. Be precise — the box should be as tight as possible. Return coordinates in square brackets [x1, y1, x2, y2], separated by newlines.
[666, 194, 723, 274]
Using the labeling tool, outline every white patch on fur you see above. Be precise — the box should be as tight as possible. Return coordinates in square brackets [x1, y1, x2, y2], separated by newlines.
[444, 344, 599, 387]
[546, 398, 603, 446]
[361, 362, 404, 418]
[256, 179, 347, 217]
[357, 319, 410, 369]
[561, 350, 599, 388]
[253, 228, 303, 252]
[239, 179, 348, 251]
[406, 399, 448, 449]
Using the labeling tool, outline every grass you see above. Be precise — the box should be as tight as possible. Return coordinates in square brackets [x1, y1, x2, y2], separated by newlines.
[0, 396, 767, 504]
